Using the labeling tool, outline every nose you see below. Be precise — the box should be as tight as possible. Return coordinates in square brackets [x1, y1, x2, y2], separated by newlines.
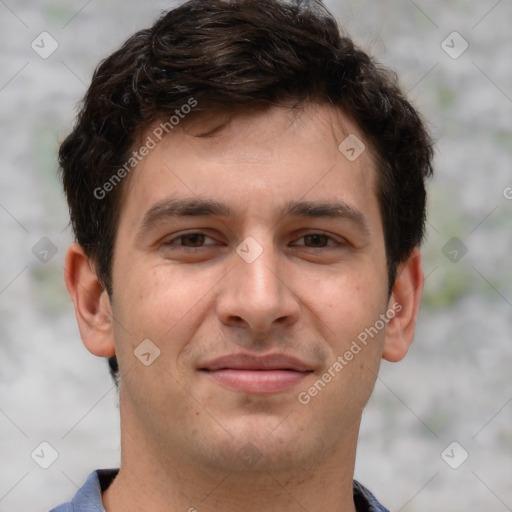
[215, 241, 300, 336]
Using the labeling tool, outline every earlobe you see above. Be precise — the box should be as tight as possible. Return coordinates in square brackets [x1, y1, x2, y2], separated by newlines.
[64, 243, 116, 358]
[382, 248, 424, 362]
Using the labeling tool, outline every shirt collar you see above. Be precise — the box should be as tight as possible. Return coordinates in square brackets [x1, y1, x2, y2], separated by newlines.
[52, 469, 389, 512]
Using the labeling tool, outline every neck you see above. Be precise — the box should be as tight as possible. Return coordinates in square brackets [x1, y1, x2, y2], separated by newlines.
[103, 430, 359, 512]
[103, 389, 360, 512]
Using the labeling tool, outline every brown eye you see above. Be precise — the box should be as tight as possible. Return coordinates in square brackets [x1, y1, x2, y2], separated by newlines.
[303, 234, 330, 247]
[177, 233, 206, 247]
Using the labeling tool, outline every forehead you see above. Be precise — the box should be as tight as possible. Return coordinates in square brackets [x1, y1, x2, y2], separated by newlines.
[121, 103, 381, 230]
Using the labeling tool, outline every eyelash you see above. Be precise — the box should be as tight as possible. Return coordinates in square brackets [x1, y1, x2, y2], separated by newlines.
[162, 232, 342, 249]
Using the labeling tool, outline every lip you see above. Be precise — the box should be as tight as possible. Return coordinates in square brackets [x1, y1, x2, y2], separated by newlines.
[199, 353, 313, 394]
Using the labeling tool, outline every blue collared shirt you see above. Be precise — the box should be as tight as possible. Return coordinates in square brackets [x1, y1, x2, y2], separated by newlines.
[50, 469, 390, 512]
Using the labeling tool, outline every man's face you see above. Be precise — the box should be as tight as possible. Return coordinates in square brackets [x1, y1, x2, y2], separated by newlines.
[110, 104, 391, 472]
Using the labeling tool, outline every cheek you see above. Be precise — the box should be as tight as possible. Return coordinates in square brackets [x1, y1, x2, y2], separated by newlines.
[300, 266, 387, 339]
[116, 264, 181, 323]
[112, 263, 215, 360]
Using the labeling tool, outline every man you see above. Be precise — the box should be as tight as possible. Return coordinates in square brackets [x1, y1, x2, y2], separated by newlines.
[53, 0, 433, 510]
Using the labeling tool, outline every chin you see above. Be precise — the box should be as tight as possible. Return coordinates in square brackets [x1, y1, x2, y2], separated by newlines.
[193, 416, 331, 475]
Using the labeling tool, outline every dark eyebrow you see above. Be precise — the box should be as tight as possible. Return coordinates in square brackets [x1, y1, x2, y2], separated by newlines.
[138, 197, 233, 234]
[280, 200, 371, 236]
[138, 197, 370, 237]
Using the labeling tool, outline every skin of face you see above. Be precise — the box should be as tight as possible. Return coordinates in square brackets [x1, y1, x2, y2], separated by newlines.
[64, 103, 423, 512]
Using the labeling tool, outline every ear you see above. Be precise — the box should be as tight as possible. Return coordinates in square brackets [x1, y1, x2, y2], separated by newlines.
[382, 248, 424, 362]
[63, 243, 116, 358]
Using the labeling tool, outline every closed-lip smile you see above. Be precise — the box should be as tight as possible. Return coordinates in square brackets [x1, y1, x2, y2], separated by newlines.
[199, 353, 314, 394]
